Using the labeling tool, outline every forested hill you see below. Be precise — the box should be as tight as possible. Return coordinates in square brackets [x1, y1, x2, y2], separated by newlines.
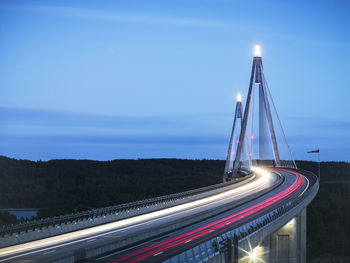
[0, 156, 349, 261]
[0, 156, 348, 216]
[0, 157, 224, 217]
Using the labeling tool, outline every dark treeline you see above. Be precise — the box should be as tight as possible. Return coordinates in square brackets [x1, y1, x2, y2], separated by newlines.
[0, 156, 349, 261]
[0, 157, 223, 218]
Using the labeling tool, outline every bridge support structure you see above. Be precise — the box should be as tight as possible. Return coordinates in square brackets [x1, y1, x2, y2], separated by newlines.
[224, 45, 297, 182]
[223, 94, 243, 182]
[207, 208, 307, 263]
[232, 53, 281, 179]
[268, 208, 307, 263]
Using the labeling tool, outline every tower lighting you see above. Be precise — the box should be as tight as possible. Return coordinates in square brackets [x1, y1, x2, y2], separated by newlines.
[254, 44, 261, 57]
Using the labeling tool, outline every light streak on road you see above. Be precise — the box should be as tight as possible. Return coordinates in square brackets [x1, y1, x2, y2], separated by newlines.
[0, 168, 272, 259]
[111, 168, 304, 262]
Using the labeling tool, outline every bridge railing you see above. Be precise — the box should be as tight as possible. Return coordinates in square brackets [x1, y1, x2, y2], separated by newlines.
[0, 174, 253, 241]
[165, 170, 319, 263]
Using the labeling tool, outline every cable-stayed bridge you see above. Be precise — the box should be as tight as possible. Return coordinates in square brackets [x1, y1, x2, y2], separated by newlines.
[0, 46, 319, 263]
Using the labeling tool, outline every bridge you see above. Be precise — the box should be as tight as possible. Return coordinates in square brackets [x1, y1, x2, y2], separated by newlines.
[0, 45, 319, 263]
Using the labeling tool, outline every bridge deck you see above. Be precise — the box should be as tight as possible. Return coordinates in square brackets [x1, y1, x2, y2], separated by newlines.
[0, 168, 317, 263]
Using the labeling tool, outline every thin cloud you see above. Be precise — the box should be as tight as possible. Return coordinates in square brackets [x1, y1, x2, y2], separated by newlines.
[1, 133, 226, 146]
[0, 106, 189, 130]
[3, 4, 260, 30]
[272, 31, 350, 48]
[0, 107, 348, 161]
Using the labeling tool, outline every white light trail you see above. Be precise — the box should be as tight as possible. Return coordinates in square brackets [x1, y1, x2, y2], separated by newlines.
[0, 168, 273, 259]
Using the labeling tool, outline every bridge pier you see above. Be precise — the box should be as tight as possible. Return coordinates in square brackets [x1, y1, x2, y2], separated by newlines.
[269, 208, 306, 263]
[234, 208, 306, 263]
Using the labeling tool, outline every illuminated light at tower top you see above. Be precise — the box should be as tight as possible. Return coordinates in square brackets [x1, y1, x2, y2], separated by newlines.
[254, 44, 262, 57]
[236, 93, 242, 102]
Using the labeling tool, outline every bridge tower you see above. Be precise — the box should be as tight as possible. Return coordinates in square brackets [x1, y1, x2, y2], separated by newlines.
[223, 93, 244, 182]
[224, 45, 296, 182]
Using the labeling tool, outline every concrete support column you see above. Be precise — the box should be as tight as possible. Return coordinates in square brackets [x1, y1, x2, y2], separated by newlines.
[260, 236, 270, 263]
[299, 208, 307, 262]
[269, 208, 307, 263]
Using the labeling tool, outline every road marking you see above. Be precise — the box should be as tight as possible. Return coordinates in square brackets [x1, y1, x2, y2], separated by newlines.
[298, 177, 309, 197]
[153, 251, 163, 256]
[86, 239, 96, 243]
[185, 239, 192, 243]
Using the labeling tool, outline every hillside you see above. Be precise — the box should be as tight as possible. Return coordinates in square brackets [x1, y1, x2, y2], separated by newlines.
[0, 156, 349, 260]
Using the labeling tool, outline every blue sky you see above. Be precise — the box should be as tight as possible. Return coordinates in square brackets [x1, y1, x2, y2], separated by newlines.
[0, 0, 349, 161]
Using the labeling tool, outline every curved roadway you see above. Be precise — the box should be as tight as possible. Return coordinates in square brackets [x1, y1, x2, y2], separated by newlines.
[95, 168, 308, 262]
[0, 168, 311, 262]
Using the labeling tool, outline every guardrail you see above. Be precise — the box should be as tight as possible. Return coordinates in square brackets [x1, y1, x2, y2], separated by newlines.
[165, 170, 319, 263]
[0, 174, 254, 240]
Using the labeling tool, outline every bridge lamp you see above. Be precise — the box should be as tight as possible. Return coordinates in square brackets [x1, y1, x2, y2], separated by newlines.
[254, 44, 262, 57]
[236, 92, 242, 102]
[240, 241, 266, 263]
[248, 246, 265, 263]
[248, 247, 258, 261]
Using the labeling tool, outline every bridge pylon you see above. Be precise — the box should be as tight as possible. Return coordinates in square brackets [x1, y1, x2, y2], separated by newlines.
[223, 93, 244, 182]
[224, 45, 296, 182]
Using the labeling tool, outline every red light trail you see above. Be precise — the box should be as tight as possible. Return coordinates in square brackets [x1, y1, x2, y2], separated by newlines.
[111, 169, 304, 263]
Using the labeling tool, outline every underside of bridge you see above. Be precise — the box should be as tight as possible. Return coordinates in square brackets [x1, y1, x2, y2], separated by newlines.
[241, 208, 306, 263]
[269, 209, 306, 263]
[206, 208, 307, 263]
